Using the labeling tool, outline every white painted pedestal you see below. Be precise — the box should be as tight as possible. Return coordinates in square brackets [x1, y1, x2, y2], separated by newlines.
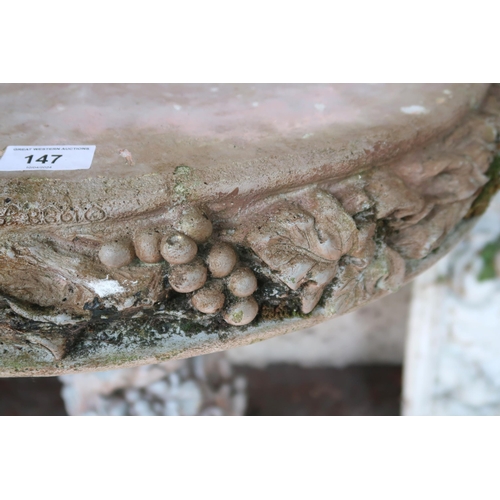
[403, 193, 500, 415]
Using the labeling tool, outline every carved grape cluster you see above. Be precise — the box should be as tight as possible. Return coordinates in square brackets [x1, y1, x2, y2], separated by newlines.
[97, 206, 259, 326]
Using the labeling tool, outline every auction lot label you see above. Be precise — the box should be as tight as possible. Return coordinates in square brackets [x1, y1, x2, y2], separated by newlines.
[0, 145, 96, 171]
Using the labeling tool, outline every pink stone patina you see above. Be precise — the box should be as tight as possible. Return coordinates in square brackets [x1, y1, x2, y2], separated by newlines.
[0, 83, 498, 376]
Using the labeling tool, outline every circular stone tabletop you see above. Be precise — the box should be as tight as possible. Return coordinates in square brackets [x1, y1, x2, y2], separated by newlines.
[0, 83, 498, 376]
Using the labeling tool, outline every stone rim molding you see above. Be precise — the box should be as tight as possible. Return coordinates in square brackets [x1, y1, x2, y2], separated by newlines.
[1, 83, 499, 376]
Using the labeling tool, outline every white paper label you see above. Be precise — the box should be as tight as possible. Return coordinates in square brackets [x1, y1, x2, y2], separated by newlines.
[0, 145, 96, 171]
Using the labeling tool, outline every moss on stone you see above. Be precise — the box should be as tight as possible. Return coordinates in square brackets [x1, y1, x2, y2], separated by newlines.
[259, 303, 306, 321]
[173, 165, 192, 201]
[174, 165, 191, 176]
[180, 320, 205, 336]
[231, 311, 244, 323]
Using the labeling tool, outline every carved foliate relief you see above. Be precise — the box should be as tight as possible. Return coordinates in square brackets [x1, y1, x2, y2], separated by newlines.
[0, 205, 260, 328]
[0, 93, 499, 363]
[246, 189, 359, 313]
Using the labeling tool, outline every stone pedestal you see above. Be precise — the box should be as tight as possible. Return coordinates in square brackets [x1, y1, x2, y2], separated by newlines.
[403, 192, 500, 415]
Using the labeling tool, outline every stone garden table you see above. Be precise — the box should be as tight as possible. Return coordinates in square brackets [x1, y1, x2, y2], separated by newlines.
[1, 83, 499, 377]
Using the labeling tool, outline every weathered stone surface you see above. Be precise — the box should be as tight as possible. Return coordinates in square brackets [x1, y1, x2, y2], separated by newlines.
[160, 232, 198, 265]
[207, 243, 238, 278]
[0, 83, 499, 376]
[191, 283, 225, 314]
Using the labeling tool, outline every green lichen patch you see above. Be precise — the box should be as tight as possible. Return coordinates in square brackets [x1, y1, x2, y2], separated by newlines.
[173, 164, 192, 201]
[231, 311, 244, 323]
[174, 165, 191, 177]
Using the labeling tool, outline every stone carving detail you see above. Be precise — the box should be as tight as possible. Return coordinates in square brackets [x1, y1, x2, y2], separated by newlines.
[240, 99, 498, 315]
[244, 187, 409, 315]
[0, 202, 106, 226]
[247, 189, 360, 313]
[1, 88, 499, 368]
[0, 205, 260, 330]
[96, 206, 260, 326]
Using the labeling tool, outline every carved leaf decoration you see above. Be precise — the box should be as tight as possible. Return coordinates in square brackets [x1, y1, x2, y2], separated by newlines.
[364, 168, 426, 221]
[321, 174, 372, 215]
[247, 189, 359, 313]
[383, 125, 494, 258]
[0, 241, 165, 318]
[326, 265, 364, 316]
[389, 199, 476, 260]
[324, 244, 406, 318]
[363, 244, 406, 294]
